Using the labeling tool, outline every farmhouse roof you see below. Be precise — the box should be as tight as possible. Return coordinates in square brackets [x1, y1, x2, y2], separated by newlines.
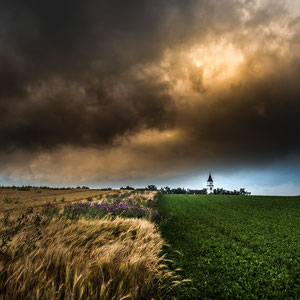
[207, 173, 213, 182]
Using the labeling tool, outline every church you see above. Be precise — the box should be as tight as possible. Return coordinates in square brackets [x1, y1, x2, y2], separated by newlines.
[188, 173, 214, 195]
[206, 173, 214, 194]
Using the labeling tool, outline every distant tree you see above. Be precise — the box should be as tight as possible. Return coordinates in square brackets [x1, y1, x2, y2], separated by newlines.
[170, 187, 187, 194]
[213, 187, 250, 195]
[240, 188, 246, 195]
[147, 185, 157, 191]
[161, 186, 171, 194]
[120, 186, 134, 190]
[100, 187, 112, 191]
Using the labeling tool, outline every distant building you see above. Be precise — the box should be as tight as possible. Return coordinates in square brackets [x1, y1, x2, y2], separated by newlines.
[206, 173, 214, 194]
[188, 173, 214, 195]
[187, 173, 251, 195]
[188, 188, 207, 195]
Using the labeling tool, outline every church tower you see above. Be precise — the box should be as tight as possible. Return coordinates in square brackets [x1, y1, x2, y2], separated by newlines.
[206, 173, 214, 194]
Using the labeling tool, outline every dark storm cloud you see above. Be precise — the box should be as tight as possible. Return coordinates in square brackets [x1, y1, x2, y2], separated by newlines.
[0, 78, 174, 152]
[0, 0, 300, 178]
[0, 0, 185, 151]
[0, 0, 201, 85]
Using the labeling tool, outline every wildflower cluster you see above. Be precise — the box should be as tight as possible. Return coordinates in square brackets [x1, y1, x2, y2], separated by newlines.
[63, 198, 161, 222]
[42, 202, 59, 217]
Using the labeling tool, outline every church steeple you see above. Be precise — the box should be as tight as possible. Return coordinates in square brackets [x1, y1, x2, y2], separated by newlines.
[206, 173, 214, 194]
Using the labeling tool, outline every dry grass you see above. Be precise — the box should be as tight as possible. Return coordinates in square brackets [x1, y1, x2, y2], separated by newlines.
[0, 189, 177, 299]
[0, 188, 104, 219]
[0, 217, 174, 300]
[0, 188, 156, 222]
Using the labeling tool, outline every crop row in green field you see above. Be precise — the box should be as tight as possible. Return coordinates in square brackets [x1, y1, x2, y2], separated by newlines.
[157, 194, 300, 299]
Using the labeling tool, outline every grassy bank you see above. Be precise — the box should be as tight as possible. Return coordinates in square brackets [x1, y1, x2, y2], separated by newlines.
[156, 194, 300, 299]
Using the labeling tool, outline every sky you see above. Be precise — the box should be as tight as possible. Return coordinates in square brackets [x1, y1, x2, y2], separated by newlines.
[0, 0, 300, 195]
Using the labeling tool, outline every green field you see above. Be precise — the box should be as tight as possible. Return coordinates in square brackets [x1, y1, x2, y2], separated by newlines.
[156, 194, 300, 299]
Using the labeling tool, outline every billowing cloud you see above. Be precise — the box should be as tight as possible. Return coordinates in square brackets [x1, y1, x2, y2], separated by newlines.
[0, 0, 300, 185]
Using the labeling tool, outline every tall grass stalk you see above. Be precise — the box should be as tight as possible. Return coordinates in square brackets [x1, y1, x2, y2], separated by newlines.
[0, 217, 175, 300]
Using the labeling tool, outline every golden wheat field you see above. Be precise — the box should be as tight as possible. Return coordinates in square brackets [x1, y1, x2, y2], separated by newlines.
[0, 188, 156, 220]
[0, 189, 176, 300]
